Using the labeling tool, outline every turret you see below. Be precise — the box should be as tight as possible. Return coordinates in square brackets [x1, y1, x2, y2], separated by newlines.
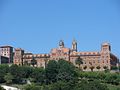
[101, 42, 111, 52]
[100, 42, 111, 70]
[14, 48, 24, 65]
[59, 40, 64, 48]
[72, 39, 77, 52]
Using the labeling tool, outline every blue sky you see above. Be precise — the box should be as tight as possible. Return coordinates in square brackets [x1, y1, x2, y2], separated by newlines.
[0, 0, 120, 58]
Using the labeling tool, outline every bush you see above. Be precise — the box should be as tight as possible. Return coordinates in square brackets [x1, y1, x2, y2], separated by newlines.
[24, 84, 42, 90]
[75, 80, 109, 90]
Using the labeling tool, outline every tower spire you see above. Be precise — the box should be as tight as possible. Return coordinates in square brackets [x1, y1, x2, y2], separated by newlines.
[59, 40, 64, 48]
[72, 38, 77, 52]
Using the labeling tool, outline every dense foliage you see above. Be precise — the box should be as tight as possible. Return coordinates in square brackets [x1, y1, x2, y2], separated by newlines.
[0, 60, 120, 90]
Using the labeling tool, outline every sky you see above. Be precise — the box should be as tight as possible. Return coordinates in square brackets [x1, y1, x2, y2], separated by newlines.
[0, 0, 120, 58]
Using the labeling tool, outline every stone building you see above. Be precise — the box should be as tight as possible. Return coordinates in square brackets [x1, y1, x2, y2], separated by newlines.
[14, 48, 24, 65]
[13, 40, 119, 71]
[0, 46, 13, 63]
[0, 56, 9, 64]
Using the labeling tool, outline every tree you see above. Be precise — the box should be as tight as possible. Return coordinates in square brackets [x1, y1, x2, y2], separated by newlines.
[111, 66, 118, 70]
[0, 64, 9, 83]
[10, 64, 21, 83]
[45, 60, 58, 84]
[96, 66, 101, 71]
[45, 59, 77, 84]
[10, 64, 18, 75]
[90, 66, 94, 72]
[21, 66, 33, 78]
[50, 81, 74, 90]
[10, 65, 33, 84]
[30, 67, 45, 84]
[4, 73, 13, 84]
[105, 73, 120, 85]
[56, 59, 77, 82]
[24, 84, 42, 90]
[74, 80, 109, 90]
[75, 56, 83, 70]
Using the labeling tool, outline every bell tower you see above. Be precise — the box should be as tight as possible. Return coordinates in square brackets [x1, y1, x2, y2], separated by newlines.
[72, 39, 77, 52]
[59, 40, 64, 48]
[101, 42, 111, 52]
[100, 42, 111, 70]
[14, 48, 24, 65]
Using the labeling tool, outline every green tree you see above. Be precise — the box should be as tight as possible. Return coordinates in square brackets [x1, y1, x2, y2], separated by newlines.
[21, 66, 33, 78]
[10, 65, 33, 84]
[105, 73, 120, 85]
[117, 87, 120, 90]
[50, 81, 74, 90]
[30, 67, 45, 84]
[45, 60, 58, 84]
[10, 64, 21, 83]
[24, 84, 41, 90]
[4, 73, 13, 84]
[75, 56, 83, 70]
[111, 66, 118, 70]
[0, 64, 9, 83]
[74, 80, 109, 90]
[45, 59, 77, 84]
[57, 59, 77, 82]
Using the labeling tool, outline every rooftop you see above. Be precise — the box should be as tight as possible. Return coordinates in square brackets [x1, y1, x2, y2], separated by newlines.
[0, 45, 13, 48]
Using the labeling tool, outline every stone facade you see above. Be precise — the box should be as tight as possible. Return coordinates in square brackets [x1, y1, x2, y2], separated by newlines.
[0, 56, 9, 64]
[0, 46, 13, 63]
[13, 40, 119, 71]
[14, 48, 24, 65]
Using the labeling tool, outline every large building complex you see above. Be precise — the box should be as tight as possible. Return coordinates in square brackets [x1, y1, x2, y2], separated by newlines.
[13, 40, 119, 71]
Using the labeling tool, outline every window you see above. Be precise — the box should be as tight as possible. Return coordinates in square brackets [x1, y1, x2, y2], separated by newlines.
[103, 48, 107, 51]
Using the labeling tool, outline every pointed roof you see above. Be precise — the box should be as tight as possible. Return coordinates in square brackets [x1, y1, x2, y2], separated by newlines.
[59, 40, 64, 47]
[72, 38, 77, 44]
